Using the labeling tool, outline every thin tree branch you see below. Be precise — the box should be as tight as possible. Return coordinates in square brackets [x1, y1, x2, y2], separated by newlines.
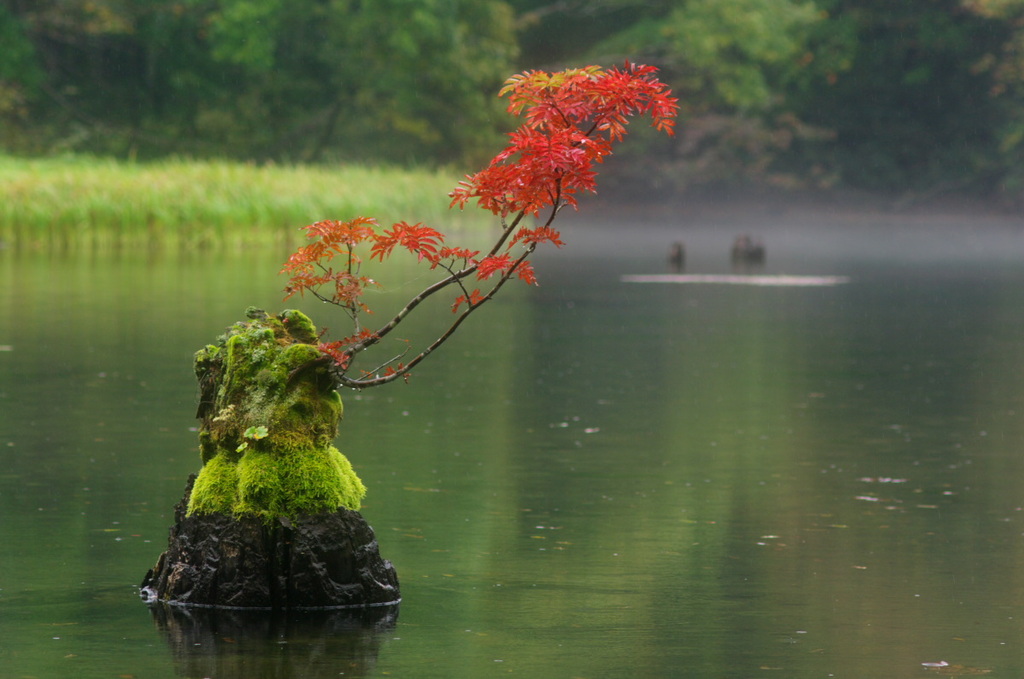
[342, 261, 476, 357]
[486, 210, 527, 257]
[338, 242, 538, 389]
[342, 208, 526, 360]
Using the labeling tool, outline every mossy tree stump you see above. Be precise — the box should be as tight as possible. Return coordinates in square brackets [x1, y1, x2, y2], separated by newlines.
[142, 309, 399, 609]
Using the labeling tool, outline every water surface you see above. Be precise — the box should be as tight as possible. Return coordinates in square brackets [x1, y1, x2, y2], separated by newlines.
[3, 212, 1024, 677]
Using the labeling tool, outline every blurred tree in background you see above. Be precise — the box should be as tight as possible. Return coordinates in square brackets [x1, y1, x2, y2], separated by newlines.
[6, 0, 1024, 200]
[511, 0, 834, 191]
[511, 0, 1024, 198]
[788, 0, 1012, 193]
[1, 0, 517, 163]
[962, 0, 1024, 203]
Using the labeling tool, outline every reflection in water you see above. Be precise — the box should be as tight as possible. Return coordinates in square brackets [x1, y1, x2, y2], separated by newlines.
[148, 602, 398, 679]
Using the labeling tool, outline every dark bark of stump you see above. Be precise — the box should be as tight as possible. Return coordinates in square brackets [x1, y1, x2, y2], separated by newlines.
[141, 476, 400, 609]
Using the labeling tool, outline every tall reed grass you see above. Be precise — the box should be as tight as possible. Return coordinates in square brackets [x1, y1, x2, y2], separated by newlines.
[0, 155, 489, 250]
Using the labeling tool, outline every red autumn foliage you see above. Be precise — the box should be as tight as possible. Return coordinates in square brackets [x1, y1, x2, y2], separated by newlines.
[369, 222, 445, 263]
[475, 254, 513, 280]
[281, 62, 677, 389]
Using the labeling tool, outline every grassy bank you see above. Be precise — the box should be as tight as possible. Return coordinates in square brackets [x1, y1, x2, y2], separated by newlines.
[0, 155, 488, 250]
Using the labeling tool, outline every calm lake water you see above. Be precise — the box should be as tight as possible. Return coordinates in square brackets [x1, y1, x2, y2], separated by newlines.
[3, 208, 1024, 678]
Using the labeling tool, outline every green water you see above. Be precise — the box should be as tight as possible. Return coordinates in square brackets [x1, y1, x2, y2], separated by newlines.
[3, 214, 1024, 677]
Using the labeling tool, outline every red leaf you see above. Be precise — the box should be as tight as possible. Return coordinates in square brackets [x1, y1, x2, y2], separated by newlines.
[370, 222, 444, 263]
[304, 217, 377, 248]
[515, 260, 538, 286]
[319, 340, 351, 369]
[512, 226, 565, 248]
[437, 246, 480, 262]
[319, 328, 379, 369]
[476, 254, 513, 280]
[451, 289, 487, 313]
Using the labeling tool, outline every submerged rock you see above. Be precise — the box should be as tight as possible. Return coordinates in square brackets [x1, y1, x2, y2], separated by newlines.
[142, 309, 399, 609]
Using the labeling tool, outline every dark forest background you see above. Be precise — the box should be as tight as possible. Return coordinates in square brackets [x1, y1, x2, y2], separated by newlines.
[5, 0, 1024, 202]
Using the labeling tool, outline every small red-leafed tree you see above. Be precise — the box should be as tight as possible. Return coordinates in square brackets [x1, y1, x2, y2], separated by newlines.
[281, 62, 678, 389]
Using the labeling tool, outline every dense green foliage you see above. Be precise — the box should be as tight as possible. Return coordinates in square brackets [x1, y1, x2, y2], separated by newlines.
[512, 0, 1024, 196]
[6, 0, 1024, 196]
[2, 0, 516, 164]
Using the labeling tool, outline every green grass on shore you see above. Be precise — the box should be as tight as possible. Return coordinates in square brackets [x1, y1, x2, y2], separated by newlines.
[0, 155, 489, 249]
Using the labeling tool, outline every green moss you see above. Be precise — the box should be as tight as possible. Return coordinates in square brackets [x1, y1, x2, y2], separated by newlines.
[186, 309, 365, 520]
[233, 445, 367, 520]
[280, 308, 318, 345]
[188, 454, 240, 515]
